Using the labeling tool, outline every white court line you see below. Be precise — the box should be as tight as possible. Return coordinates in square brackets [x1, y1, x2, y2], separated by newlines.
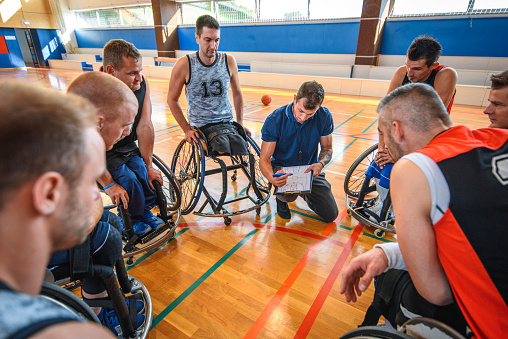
[244, 105, 283, 116]
[325, 170, 362, 180]
[154, 137, 173, 144]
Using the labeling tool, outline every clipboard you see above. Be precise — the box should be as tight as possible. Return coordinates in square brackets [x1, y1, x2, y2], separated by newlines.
[274, 165, 313, 195]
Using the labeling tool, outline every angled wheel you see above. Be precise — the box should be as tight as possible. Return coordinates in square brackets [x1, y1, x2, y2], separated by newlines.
[171, 138, 205, 215]
[340, 325, 413, 339]
[153, 154, 181, 212]
[40, 282, 99, 323]
[344, 143, 378, 198]
[233, 136, 272, 203]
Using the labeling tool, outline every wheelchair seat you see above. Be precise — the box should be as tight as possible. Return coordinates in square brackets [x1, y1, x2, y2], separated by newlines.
[170, 126, 271, 225]
[340, 317, 467, 339]
[344, 143, 395, 238]
[103, 155, 181, 264]
[47, 256, 152, 338]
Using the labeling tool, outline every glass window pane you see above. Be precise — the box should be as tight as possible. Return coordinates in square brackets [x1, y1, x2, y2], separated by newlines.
[310, 0, 363, 19]
[392, 0, 469, 15]
[98, 9, 121, 26]
[473, 0, 508, 10]
[260, 0, 308, 20]
[76, 11, 98, 28]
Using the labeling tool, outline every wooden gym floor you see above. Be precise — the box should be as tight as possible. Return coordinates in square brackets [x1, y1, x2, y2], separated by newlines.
[0, 68, 487, 338]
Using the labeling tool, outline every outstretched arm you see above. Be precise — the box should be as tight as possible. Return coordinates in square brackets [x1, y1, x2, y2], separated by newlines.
[391, 159, 453, 306]
[228, 54, 250, 136]
[259, 141, 290, 187]
[167, 57, 199, 143]
[137, 75, 162, 189]
[434, 67, 458, 110]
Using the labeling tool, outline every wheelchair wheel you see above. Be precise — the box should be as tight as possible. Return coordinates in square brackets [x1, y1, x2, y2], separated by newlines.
[344, 143, 378, 198]
[340, 325, 413, 339]
[152, 154, 181, 212]
[401, 317, 467, 339]
[171, 138, 205, 215]
[40, 281, 100, 323]
[231, 136, 272, 208]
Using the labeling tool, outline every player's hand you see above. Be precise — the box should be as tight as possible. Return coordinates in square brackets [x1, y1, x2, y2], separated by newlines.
[184, 129, 199, 144]
[374, 148, 394, 168]
[272, 170, 291, 187]
[339, 247, 388, 302]
[105, 183, 129, 209]
[243, 126, 252, 137]
[147, 166, 163, 190]
[305, 162, 323, 177]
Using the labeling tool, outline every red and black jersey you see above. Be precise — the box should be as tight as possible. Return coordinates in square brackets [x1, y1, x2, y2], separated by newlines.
[416, 126, 508, 339]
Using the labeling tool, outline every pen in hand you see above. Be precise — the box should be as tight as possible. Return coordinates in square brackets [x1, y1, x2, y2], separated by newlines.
[273, 173, 292, 177]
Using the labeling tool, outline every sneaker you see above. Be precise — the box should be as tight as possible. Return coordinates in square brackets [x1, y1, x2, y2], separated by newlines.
[366, 201, 393, 223]
[142, 210, 165, 230]
[132, 221, 152, 236]
[276, 198, 291, 219]
[98, 307, 145, 336]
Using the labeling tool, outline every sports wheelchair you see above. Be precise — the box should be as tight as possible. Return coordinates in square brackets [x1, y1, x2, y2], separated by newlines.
[340, 317, 466, 339]
[170, 127, 271, 225]
[344, 143, 395, 238]
[104, 155, 181, 265]
[44, 253, 152, 338]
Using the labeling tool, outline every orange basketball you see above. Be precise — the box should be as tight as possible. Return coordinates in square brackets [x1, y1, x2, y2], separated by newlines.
[261, 94, 271, 105]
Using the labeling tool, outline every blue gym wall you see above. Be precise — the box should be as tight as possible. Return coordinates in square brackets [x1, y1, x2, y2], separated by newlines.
[32, 29, 66, 67]
[381, 17, 508, 57]
[178, 22, 360, 54]
[75, 28, 157, 49]
[73, 16, 508, 58]
[0, 28, 25, 68]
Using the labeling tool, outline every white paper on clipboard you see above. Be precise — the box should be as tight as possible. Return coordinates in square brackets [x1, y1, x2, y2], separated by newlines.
[274, 165, 313, 195]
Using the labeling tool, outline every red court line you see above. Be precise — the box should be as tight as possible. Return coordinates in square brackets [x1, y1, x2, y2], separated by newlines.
[294, 223, 364, 338]
[243, 209, 349, 339]
[179, 221, 348, 247]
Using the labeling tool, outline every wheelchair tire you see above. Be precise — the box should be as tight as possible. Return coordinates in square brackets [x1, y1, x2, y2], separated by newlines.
[153, 154, 181, 212]
[171, 138, 205, 215]
[40, 281, 100, 323]
[340, 326, 413, 339]
[344, 143, 378, 198]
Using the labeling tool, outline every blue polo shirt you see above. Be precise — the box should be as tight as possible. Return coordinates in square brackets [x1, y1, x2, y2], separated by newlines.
[261, 103, 333, 167]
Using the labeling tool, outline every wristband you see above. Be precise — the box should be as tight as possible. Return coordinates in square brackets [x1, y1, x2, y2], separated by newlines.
[319, 160, 325, 167]
[103, 182, 116, 190]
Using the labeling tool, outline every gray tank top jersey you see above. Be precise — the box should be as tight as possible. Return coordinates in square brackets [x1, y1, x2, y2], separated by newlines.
[185, 52, 233, 128]
[0, 283, 81, 338]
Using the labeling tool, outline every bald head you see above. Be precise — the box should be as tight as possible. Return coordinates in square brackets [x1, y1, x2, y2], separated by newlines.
[378, 83, 451, 134]
[67, 72, 138, 150]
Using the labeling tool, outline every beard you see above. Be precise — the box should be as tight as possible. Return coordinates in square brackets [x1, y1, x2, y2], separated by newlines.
[386, 133, 406, 163]
[53, 190, 91, 252]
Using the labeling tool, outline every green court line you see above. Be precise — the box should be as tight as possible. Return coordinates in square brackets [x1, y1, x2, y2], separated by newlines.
[333, 110, 364, 132]
[339, 225, 352, 231]
[125, 228, 190, 271]
[150, 228, 260, 329]
[362, 232, 394, 243]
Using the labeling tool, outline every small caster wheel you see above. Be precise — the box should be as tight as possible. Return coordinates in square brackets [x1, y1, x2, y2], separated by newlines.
[347, 208, 352, 216]
[374, 229, 385, 238]
[256, 207, 261, 215]
[224, 217, 232, 226]
[125, 256, 136, 266]
[231, 172, 237, 182]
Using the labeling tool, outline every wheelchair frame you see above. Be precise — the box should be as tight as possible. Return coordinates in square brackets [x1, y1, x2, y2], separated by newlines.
[170, 129, 271, 225]
[339, 317, 467, 339]
[344, 143, 395, 238]
[104, 155, 181, 264]
[46, 257, 153, 338]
